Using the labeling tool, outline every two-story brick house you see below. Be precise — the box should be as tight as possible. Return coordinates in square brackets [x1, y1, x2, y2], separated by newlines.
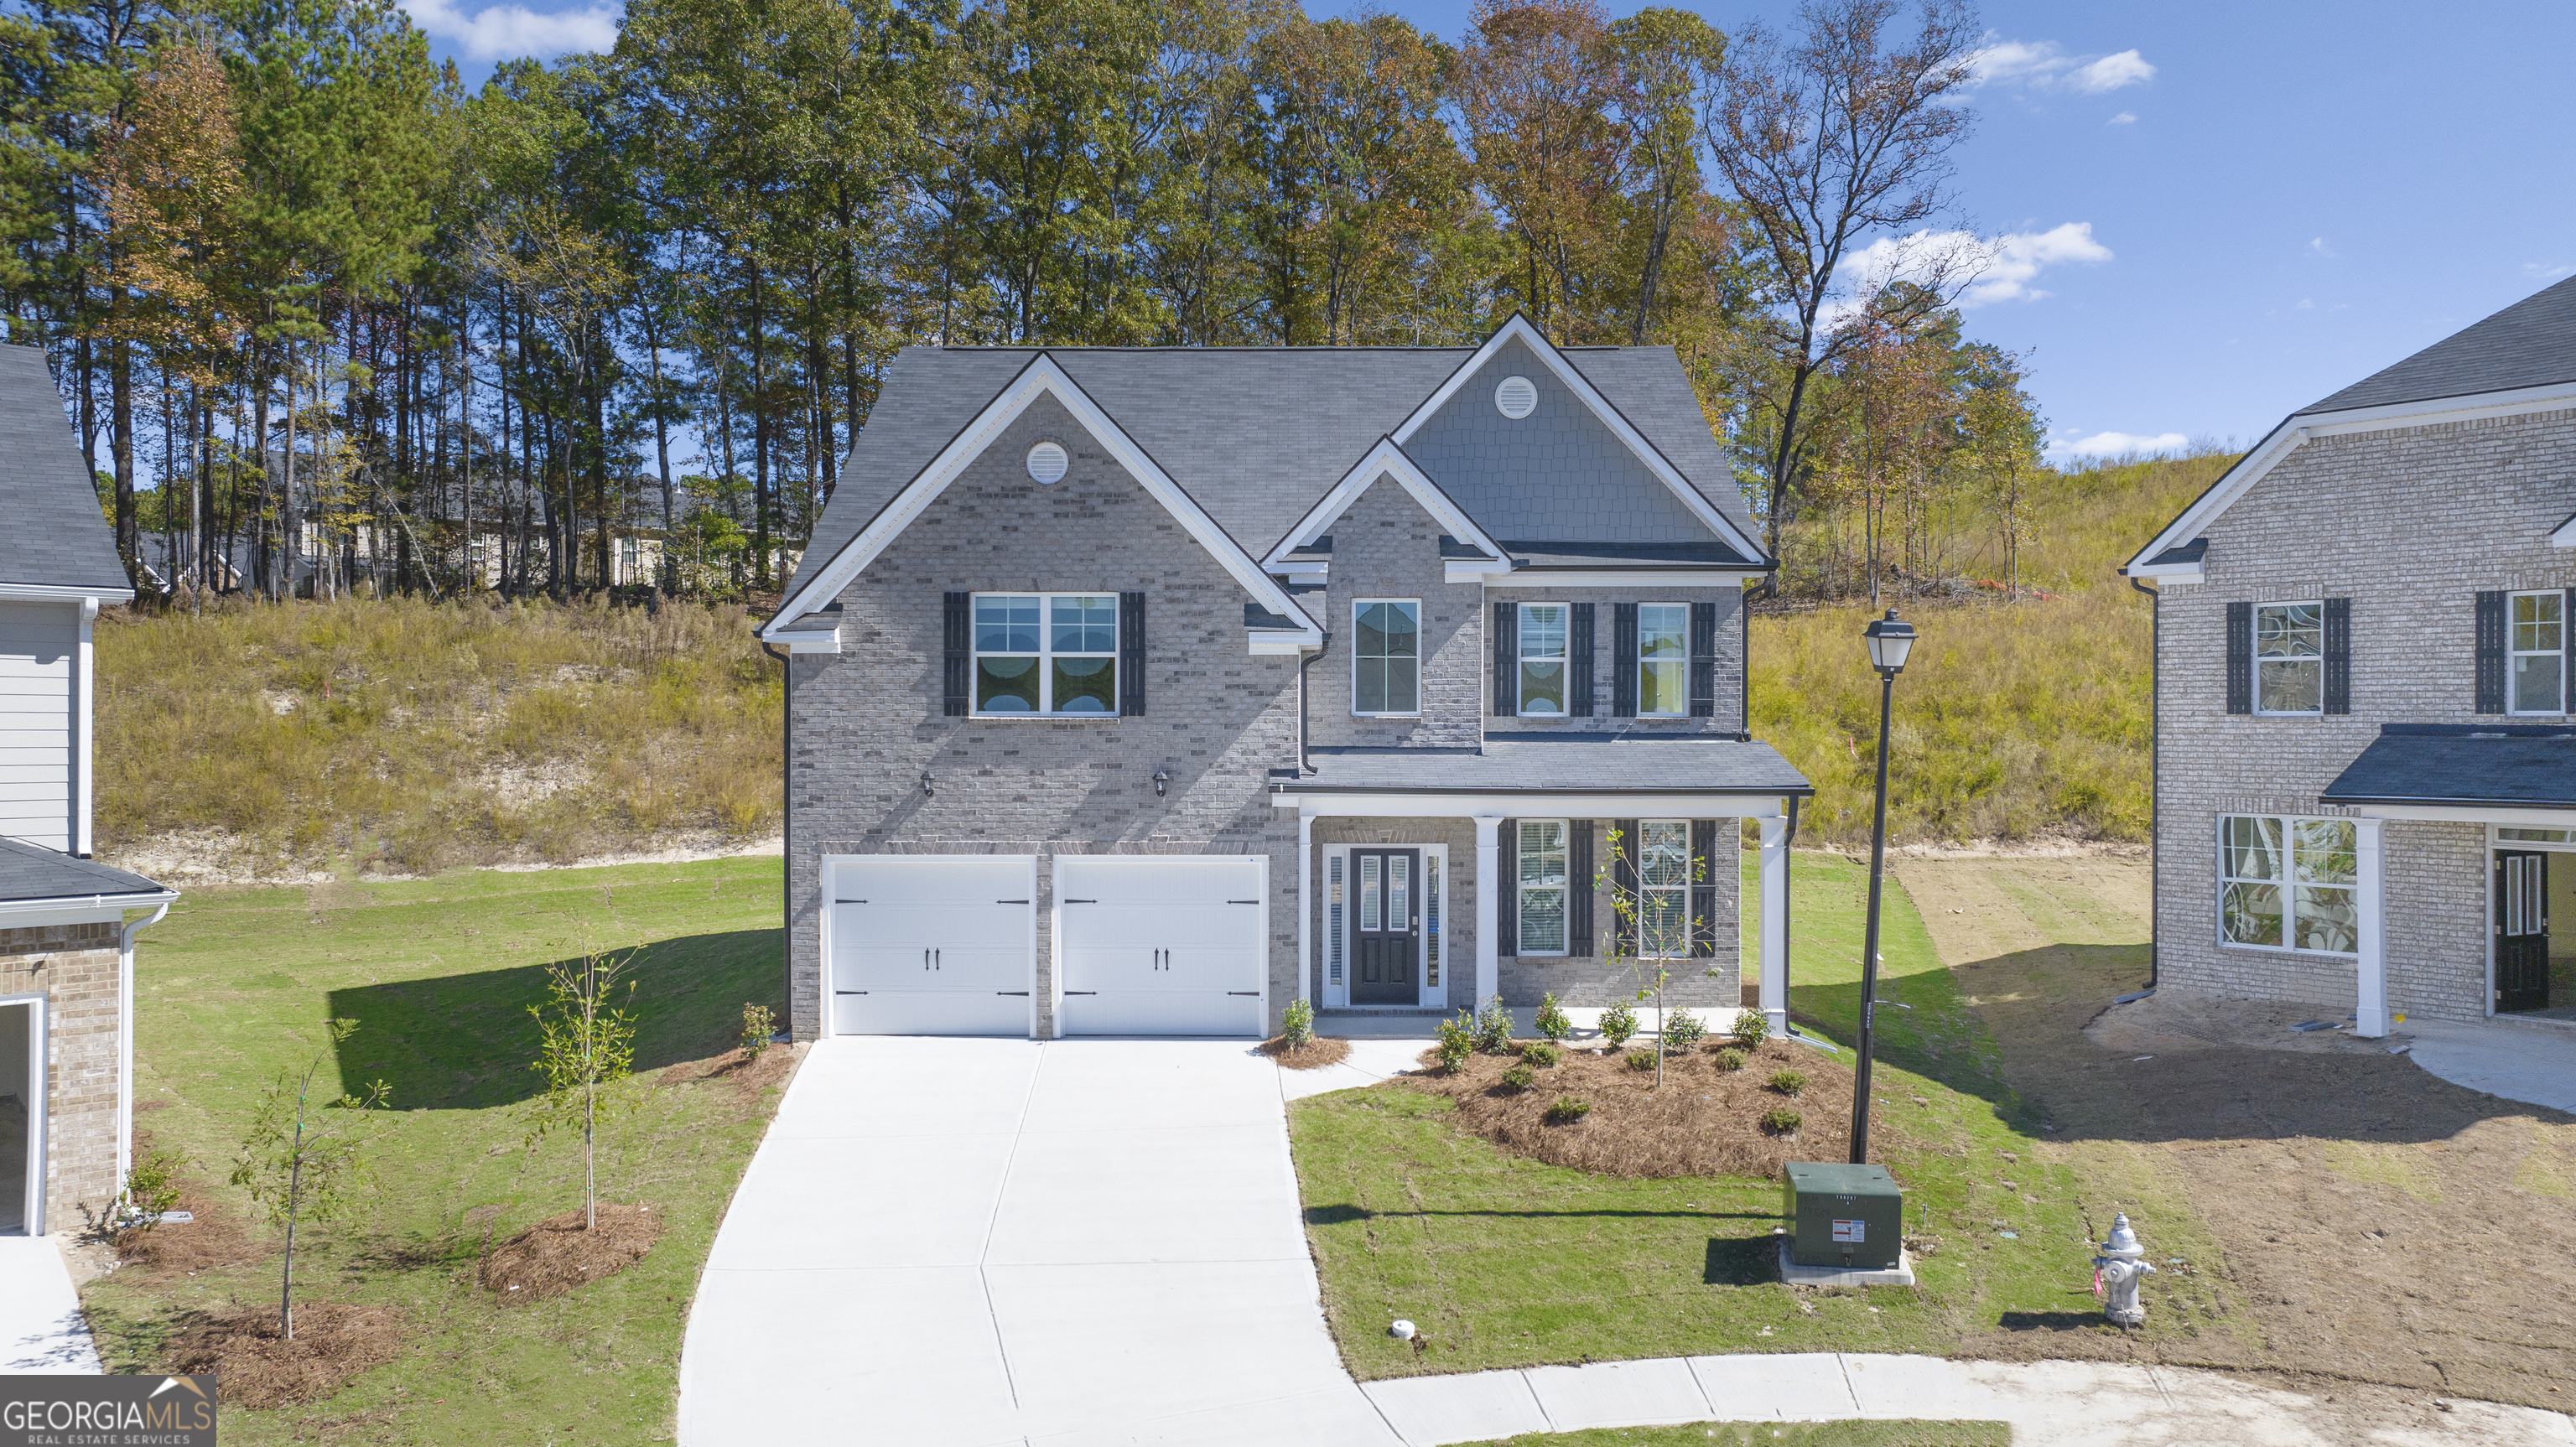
[2126, 277, 2576, 1034]
[759, 318, 1811, 1041]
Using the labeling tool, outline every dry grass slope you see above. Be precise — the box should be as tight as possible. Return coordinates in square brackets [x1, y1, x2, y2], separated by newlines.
[1753, 454, 2233, 848]
[96, 596, 782, 877]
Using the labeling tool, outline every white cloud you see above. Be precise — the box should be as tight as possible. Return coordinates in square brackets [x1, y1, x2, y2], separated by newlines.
[1830, 222, 2111, 326]
[1967, 37, 2156, 94]
[2527, 262, 2573, 281]
[2307, 237, 2335, 259]
[2055, 430, 2189, 460]
[402, 0, 618, 60]
[2108, 111, 2136, 125]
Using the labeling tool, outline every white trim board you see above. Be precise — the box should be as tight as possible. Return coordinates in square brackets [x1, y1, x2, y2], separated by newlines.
[1280, 791, 1789, 819]
[763, 355, 1320, 651]
[1265, 438, 1507, 566]
[1317, 842, 1448, 1012]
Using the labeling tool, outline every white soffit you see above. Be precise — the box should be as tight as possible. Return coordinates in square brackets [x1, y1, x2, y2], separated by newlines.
[1264, 437, 1507, 565]
[1386, 314, 1768, 566]
[764, 354, 1319, 649]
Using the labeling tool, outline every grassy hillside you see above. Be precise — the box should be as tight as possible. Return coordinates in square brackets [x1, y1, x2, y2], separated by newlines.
[97, 597, 782, 878]
[1752, 454, 2231, 848]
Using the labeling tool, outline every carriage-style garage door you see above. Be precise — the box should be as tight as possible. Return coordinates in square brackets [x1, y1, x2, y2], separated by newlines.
[829, 857, 1035, 1035]
[1056, 857, 1265, 1036]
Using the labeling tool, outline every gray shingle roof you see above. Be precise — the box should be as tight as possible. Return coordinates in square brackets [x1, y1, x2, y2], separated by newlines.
[2319, 724, 2576, 808]
[0, 345, 132, 594]
[0, 835, 168, 905]
[782, 342, 1758, 604]
[1503, 540, 1757, 568]
[2301, 275, 2576, 416]
[1280, 734, 1812, 796]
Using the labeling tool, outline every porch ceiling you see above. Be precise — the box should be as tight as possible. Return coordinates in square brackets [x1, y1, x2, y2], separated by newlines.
[1276, 733, 1812, 798]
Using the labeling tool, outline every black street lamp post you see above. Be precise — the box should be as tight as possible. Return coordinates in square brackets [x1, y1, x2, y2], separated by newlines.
[1850, 609, 1915, 1166]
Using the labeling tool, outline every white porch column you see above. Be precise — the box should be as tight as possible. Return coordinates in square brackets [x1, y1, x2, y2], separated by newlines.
[2355, 817, 2387, 1037]
[1296, 812, 1314, 1004]
[1759, 813, 1789, 1035]
[1474, 815, 1503, 1007]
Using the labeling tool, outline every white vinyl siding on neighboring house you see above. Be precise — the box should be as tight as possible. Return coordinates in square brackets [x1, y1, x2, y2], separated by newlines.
[2254, 602, 2324, 714]
[2511, 589, 2565, 714]
[2218, 815, 2357, 955]
[0, 600, 74, 851]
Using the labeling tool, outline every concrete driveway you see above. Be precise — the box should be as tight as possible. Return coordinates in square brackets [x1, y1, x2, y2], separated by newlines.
[678, 1037, 1398, 1447]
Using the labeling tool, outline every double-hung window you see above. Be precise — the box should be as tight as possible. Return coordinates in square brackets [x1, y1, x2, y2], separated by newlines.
[1638, 604, 1688, 716]
[974, 594, 1118, 714]
[1353, 599, 1420, 715]
[2254, 601, 2324, 714]
[2218, 815, 2357, 954]
[1517, 819, 1569, 954]
[2512, 590, 2565, 714]
[1519, 604, 1569, 716]
[1637, 819, 1691, 957]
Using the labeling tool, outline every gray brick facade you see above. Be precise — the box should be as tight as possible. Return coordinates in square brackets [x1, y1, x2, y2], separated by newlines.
[4, 921, 121, 1232]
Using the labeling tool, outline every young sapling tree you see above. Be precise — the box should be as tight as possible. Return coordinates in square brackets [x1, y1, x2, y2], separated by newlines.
[229, 1019, 389, 1340]
[524, 947, 641, 1231]
[1598, 822, 1718, 1088]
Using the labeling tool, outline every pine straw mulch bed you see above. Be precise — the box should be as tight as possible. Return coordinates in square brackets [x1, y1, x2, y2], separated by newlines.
[479, 1203, 665, 1303]
[1408, 1036, 1871, 1178]
[106, 1123, 262, 1277]
[1259, 1035, 1353, 1071]
[164, 1303, 407, 1409]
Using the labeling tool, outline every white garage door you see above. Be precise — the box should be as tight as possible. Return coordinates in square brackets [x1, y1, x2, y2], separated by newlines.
[1057, 857, 1265, 1036]
[830, 857, 1034, 1036]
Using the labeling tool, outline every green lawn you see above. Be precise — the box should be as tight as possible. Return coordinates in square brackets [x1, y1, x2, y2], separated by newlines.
[1294, 850, 2256, 1379]
[1469, 1424, 2011, 1447]
[81, 856, 789, 1444]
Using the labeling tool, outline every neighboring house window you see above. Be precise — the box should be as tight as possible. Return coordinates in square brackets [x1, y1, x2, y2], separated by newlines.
[2512, 590, 2565, 714]
[1517, 819, 1569, 954]
[1637, 819, 1691, 957]
[1519, 604, 1569, 715]
[1639, 604, 1689, 717]
[1353, 599, 1420, 715]
[619, 536, 640, 583]
[974, 593, 1118, 714]
[2254, 601, 2324, 714]
[2218, 816, 2357, 955]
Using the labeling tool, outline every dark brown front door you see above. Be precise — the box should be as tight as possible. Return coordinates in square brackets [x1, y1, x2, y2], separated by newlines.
[2498, 849, 2550, 1013]
[1353, 848, 1420, 1005]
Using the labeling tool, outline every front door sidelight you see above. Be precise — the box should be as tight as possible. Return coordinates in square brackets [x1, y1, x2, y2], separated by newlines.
[1353, 848, 1420, 1005]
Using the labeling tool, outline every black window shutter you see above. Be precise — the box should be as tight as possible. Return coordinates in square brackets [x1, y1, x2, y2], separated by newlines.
[2476, 589, 2506, 714]
[2321, 597, 2350, 715]
[1492, 602, 1518, 716]
[943, 591, 971, 717]
[1570, 603, 1596, 717]
[1567, 821, 1595, 957]
[1612, 603, 1639, 718]
[1690, 819, 1718, 958]
[1689, 601, 1717, 718]
[1610, 818, 1639, 957]
[1495, 822, 1518, 956]
[1118, 591, 1146, 716]
[2225, 601, 2252, 715]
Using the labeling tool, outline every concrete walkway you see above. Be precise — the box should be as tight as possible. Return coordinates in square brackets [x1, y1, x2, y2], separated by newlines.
[2407, 1015, 2576, 1113]
[681, 1035, 2576, 1447]
[0, 1235, 100, 1374]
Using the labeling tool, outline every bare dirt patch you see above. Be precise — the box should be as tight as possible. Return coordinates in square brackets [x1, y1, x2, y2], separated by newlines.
[1409, 1040, 1865, 1178]
[164, 1303, 405, 1408]
[1902, 855, 2576, 1412]
[1260, 1035, 1353, 1071]
[102, 1126, 262, 1278]
[479, 1204, 664, 1303]
[660, 1041, 802, 1101]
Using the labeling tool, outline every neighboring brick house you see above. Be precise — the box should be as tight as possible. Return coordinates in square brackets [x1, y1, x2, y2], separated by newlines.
[2126, 277, 2576, 1032]
[0, 344, 176, 1237]
[758, 317, 1811, 1040]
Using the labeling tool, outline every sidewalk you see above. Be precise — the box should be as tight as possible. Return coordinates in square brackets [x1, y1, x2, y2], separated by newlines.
[0, 1235, 101, 1374]
[2407, 1015, 2576, 1113]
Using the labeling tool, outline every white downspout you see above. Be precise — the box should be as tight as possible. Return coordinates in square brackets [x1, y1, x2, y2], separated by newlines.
[117, 900, 172, 1199]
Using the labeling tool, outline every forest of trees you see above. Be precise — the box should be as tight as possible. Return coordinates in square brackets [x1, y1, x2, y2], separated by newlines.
[1, 0, 2047, 606]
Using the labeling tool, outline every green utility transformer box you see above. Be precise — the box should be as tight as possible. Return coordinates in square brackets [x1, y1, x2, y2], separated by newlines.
[1784, 1162, 1903, 1270]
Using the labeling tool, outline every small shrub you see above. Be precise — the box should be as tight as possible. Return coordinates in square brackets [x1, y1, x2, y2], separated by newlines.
[1761, 1107, 1804, 1135]
[117, 1149, 187, 1232]
[740, 1003, 776, 1061]
[1625, 1049, 1658, 1071]
[1599, 1001, 1639, 1050]
[1499, 1063, 1536, 1093]
[1731, 1011, 1771, 1050]
[1545, 1095, 1592, 1124]
[1434, 1014, 1475, 1072]
[1768, 1070, 1809, 1097]
[1474, 996, 1514, 1054]
[1535, 991, 1574, 1042]
[1662, 1009, 1706, 1054]
[1712, 1048, 1747, 1072]
[1281, 998, 1316, 1051]
[1519, 1042, 1561, 1069]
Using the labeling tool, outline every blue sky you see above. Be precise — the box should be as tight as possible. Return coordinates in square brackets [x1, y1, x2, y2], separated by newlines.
[411, 0, 2576, 463]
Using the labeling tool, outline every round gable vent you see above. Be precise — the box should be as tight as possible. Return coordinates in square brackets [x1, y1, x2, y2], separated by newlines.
[1026, 441, 1069, 484]
[1494, 375, 1538, 419]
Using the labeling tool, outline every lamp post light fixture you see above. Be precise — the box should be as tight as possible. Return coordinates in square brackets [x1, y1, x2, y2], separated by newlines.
[1850, 609, 1914, 1166]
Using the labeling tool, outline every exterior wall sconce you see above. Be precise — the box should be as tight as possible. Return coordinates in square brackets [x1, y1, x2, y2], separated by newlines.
[1152, 769, 1170, 797]
[920, 770, 935, 797]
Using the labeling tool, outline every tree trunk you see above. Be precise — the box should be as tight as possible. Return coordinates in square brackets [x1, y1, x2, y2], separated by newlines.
[749, 259, 771, 591]
[112, 334, 137, 588]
